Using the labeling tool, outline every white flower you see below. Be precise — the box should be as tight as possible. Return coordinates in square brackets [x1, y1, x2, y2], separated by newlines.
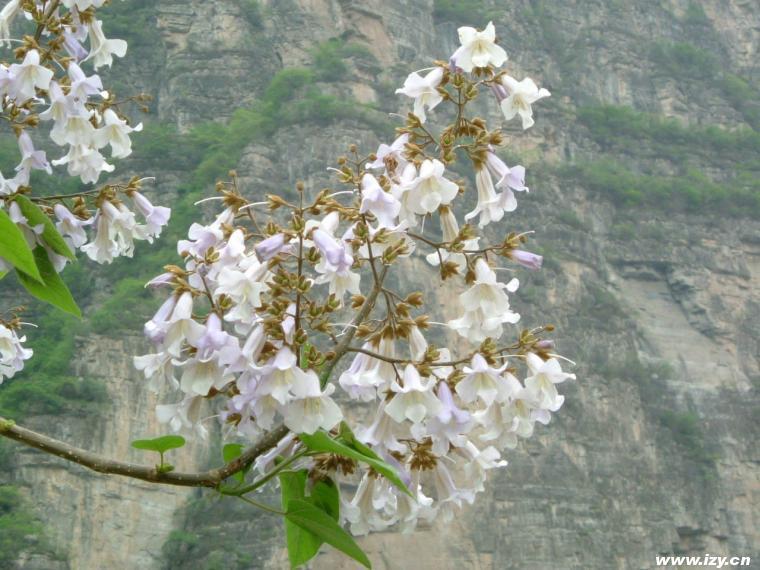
[448, 258, 520, 343]
[253, 433, 299, 475]
[216, 256, 268, 324]
[282, 370, 343, 434]
[185, 313, 240, 365]
[143, 294, 178, 345]
[485, 152, 529, 212]
[457, 354, 521, 406]
[49, 107, 97, 147]
[499, 75, 550, 130]
[39, 81, 68, 124]
[473, 401, 519, 449]
[523, 353, 575, 412]
[312, 227, 359, 301]
[412, 381, 472, 455]
[395, 470, 436, 533]
[344, 472, 398, 535]
[81, 201, 145, 263]
[67, 62, 104, 102]
[130, 191, 170, 239]
[85, 19, 127, 69]
[157, 291, 196, 357]
[53, 204, 91, 249]
[395, 67, 444, 123]
[177, 355, 234, 396]
[339, 342, 392, 401]
[95, 109, 143, 158]
[133, 351, 177, 393]
[0, 324, 33, 382]
[384, 364, 443, 425]
[52, 144, 115, 184]
[357, 400, 409, 453]
[458, 441, 507, 492]
[7, 49, 53, 102]
[465, 167, 508, 227]
[16, 132, 52, 176]
[430, 461, 475, 522]
[0, 169, 27, 196]
[359, 173, 400, 228]
[61, 0, 108, 10]
[368, 133, 408, 172]
[395, 159, 458, 222]
[0, 0, 22, 49]
[156, 395, 207, 439]
[177, 208, 234, 258]
[451, 22, 507, 72]
[254, 347, 306, 405]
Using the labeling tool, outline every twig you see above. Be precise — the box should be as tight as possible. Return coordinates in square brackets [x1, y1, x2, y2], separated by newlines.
[0, 417, 289, 489]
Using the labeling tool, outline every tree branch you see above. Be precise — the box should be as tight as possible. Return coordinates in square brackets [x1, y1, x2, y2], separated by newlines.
[0, 417, 288, 489]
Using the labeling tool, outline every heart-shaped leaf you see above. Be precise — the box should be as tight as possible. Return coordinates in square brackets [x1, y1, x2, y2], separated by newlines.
[131, 435, 186, 454]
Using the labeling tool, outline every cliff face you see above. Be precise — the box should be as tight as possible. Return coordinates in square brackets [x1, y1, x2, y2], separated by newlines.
[2, 1, 758, 569]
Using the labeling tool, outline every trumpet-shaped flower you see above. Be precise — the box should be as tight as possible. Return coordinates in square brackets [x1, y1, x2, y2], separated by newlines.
[85, 19, 127, 69]
[523, 353, 575, 411]
[359, 173, 401, 228]
[282, 370, 343, 434]
[130, 191, 171, 239]
[368, 133, 409, 173]
[448, 259, 520, 342]
[395, 159, 458, 222]
[0, 324, 33, 382]
[54, 204, 91, 249]
[451, 22, 507, 72]
[412, 382, 472, 454]
[384, 365, 443, 425]
[52, 144, 115, 184]
[0, 0, 22, 49]
[456, 354, 521, 406]
[499, 75, 551, 130]
[7, 50, 53, 102]
[464, 168, 508, 228]
[395, 67, 444, 123]
[95, 109, 143, 158]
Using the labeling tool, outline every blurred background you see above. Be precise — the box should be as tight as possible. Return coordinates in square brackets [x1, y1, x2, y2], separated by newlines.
[0, 0, 757, 568]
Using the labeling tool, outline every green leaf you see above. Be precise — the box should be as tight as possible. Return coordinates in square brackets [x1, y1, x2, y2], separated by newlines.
[222, 443, 250, 483]
[338, 421, 385, 462]
[285, 499, 371, 569]
[131, 435, 186, 454]
[0, 209, 42, 282]
[310, 477, 340, 521]
[299, 430, 411, 496]
[13, 195, 75, 260]
[280, 470, 323, 568]
[16, 247, 81, 316]
[0, 271, 7, 281]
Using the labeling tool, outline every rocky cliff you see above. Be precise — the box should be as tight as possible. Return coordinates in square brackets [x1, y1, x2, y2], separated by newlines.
[2, 1, 758, 569]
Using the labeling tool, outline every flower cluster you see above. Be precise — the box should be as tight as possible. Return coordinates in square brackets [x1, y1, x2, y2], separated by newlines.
[0, 1, 169, 343]
[136, 21, 571, 537]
